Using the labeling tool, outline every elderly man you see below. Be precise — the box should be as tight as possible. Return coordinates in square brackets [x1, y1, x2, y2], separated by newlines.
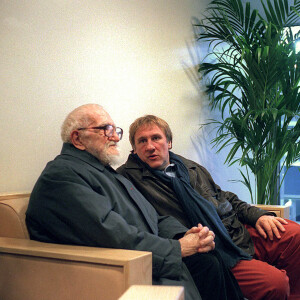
[26, 104, 244, 300]
[117, 114, 300, 300]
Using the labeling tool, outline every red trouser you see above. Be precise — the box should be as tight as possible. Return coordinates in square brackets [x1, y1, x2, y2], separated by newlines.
[231, 220, 300, 300]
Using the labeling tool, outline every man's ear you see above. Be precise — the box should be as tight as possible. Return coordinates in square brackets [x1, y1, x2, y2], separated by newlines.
[70, 130, 86, 150]
[132, 144, 137, 154]
[168, 140, 172, 149]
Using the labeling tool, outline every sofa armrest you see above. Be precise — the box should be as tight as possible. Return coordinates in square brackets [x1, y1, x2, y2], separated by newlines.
[0, 237, 152, 300]
[254, 204, 290, 219]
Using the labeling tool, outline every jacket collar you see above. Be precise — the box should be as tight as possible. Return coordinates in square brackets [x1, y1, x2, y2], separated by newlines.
[123, 153, 157, 179]
[60, 143, 106, 172]
[177, 154, 197, 171]
[123, 153, 143, 169]
[124, 152, 197, 175]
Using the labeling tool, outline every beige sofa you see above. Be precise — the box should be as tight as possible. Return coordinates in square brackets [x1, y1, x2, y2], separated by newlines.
[1, 193, 288, 300]
[0, 193, 152, 300]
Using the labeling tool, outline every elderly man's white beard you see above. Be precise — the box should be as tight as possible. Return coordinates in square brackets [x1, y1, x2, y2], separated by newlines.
[88, 142, 122, 166]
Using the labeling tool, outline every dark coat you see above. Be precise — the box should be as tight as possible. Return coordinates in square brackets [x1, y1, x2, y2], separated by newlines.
[117, 153, 273, 256]
[26, 143, 201, 300]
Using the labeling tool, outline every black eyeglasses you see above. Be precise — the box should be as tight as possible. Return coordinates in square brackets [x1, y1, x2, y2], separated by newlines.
[78, 124, 123, 140]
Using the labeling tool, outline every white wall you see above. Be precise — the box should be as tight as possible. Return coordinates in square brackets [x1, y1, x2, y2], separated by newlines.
[0, 0, 251, 202]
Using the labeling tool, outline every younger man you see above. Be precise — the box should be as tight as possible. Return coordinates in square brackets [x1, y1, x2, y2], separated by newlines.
[118, 114, 300, 300]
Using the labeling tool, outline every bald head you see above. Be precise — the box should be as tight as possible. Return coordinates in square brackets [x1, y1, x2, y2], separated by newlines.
[61, 104, 105, 143]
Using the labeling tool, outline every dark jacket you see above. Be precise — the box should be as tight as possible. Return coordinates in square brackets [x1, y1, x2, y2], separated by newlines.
[117, 153, 273, 256]
[26, 143, 201, 300]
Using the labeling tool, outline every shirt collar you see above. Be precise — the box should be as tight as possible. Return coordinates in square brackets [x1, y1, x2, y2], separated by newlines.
[163, 163, 177, 177]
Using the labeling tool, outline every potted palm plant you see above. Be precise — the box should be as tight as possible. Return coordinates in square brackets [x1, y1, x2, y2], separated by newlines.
[194, 0, 300, 205]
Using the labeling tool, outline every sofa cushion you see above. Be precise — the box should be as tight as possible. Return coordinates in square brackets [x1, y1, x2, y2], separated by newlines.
[0, 197, 30, 239]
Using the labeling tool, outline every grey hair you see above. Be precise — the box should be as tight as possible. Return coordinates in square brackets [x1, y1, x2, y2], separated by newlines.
[61, 104, 104, 143]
